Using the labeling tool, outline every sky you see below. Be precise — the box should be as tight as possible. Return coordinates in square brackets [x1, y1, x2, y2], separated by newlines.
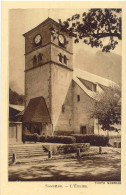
[9, 8, 122, 94]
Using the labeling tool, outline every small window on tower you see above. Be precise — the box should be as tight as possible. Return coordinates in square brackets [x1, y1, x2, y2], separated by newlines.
[58, 53, 62, 63]
[38, 53, 43, 63]
[92, 84, 97, 92]
[64, 55, 68, 65]
[33, 55, 37, 66]
[77, 95, 80, 102]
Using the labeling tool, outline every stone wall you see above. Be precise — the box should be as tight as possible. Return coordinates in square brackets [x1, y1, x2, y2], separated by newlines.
[52, 79, 95, 134]
[25, 44, 51, 70]
[54, 81, 73, 132]
[72, 81, 94, 134]
[24, 21, 51, 54]
[43, 143, 90, 155]
[51, 64, 73, 131]
[41, 124, 53, 136]
[51, 44, 73, 70]
[25, 63, 51, 112]
[51, 23, 73, 54]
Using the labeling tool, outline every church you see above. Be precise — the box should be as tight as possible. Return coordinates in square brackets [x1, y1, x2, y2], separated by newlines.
[22, 17, 117, 136]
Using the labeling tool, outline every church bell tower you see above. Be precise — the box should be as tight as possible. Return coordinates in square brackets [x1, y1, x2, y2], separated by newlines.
[23, 18, 73, 131]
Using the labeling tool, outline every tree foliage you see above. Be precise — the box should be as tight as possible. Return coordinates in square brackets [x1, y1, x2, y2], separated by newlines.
[51, 9, 122, 52]
[9, 88, 25, 105]
[89, 86, 121, 131]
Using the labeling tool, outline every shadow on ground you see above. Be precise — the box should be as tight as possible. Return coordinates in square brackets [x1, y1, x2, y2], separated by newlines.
[8, 149, 121, 181]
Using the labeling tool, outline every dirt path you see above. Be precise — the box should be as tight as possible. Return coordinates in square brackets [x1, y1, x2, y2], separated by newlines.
[8, 147, 121, 181]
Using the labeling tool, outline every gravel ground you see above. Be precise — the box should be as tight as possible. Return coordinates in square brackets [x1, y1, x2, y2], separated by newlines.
[8, 146, 121, 181]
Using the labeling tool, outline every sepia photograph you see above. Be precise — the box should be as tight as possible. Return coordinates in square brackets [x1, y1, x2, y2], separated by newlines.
[8, 7, 122, 182]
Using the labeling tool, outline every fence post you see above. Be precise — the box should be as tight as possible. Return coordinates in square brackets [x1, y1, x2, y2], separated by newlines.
[48, 150, 52, 159]
[99, 146, 102, 154]
[77, 148, 81, 158]
[12, 153, 16, 163]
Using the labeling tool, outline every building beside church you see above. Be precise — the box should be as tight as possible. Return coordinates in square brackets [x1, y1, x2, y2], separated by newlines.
[9, 104, 24, 143]
[22, 17, 118, 136]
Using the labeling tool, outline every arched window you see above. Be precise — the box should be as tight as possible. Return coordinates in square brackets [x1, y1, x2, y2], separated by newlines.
[64, 55, 68, 65]
[58, 53, 62, 63]
[38, 53, 43, 63]
[92, 84, 97, 92]
[33, 55, 37, 66]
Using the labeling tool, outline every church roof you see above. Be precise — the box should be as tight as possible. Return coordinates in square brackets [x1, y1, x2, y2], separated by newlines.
[23, 96, 51, 123]
[73, 68, 117, 87]
[73, 68, 118, 99]
[16, 109, 25, 117]
[9, 104, 24, 112]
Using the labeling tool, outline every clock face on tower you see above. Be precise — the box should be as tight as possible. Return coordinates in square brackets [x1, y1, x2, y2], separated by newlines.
[34, 34, 42, 45]
[58, 34, 65, 45]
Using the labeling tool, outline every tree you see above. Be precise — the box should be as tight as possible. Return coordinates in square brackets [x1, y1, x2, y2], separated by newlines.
[9, 88, 25, 105]
[89, 86, 121, 132]
[51, 9, 122, 52]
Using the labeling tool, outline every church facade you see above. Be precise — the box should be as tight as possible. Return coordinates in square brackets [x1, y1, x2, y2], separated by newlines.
[22, 18, 116, 136]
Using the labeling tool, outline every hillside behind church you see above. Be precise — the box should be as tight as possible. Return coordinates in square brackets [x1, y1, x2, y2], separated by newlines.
[74, 49, 121, 86]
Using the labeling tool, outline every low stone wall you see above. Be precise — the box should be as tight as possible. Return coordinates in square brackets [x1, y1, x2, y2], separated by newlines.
[109, 137, 121, 148]
[113, 141, 121, 148]
[42, 143, 90, 155]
